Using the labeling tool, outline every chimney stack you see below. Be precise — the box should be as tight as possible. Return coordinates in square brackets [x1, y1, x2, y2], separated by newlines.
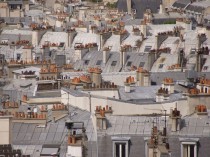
[127, 0, 132, 14]
[170, 108, 181, 132]
[120, 48, 127, 67]
[162, 78, 174, 94]
[124, 76, 135, 93]
[103, 47, 110, 64]
[136, 68, 150, 86]
[92, 68, 102, 87]
[67, 28, 77, 47]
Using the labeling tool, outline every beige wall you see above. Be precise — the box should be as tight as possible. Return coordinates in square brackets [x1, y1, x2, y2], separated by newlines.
[22, 48, 32, 62]
[0, 7, 9, 17]
[9, 10, 21, 18]
[0, 116, 12, 144]
[204, 7, 210, 16]
[187, 95, 210, 114]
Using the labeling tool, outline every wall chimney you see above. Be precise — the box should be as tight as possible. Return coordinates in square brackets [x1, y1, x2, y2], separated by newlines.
[155, 33, 168, 50]
[136, 68, 151, 86]
[159, 2, 165, 14]
[125, 83, 131, 93]
[120, 49, 127, 67]
[127, 0, 132, 14]
[92, 68, 102, 87]
[196, 51, 202, 72]
[170, 108, 181, 132]
[103, 47, 110, 64]
[67, 29, 77, 47]
[74, 45, 89, 60]
[140, 22, 147, 38]
[161, 78, 174, 94]
[99, 32, 112, 50]
[32, 30, 39, 46]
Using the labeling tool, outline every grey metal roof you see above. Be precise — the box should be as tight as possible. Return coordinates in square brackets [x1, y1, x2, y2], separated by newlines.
[117, 0, 161, 18]
[3, 79, 36, 102]
[118, 85, 183, 103]
[186, 4, 205, 13]
[2, 17, 32, 25]
[12, 105, 96, 156]
[172, 0, 190, 9]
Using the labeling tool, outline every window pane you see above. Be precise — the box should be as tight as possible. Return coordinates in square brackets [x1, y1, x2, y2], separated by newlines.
[116, 144, 119, 157]
[190, 145, 194, 157]
[139, 62, 145, 67]
[122, 143, 126, 157]
[126, 61, 132, 67]
[96, 60, 102, 65]
[111, 61, 117, 66]
[159, 64, 164, 69]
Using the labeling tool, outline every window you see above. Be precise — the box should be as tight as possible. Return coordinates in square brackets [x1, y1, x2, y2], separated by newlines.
[96, 60, 102, 65]
[144, 46, 152, 52]
[115, 143, 126, 157]
[190, 49, 196, 54]
[17, 54, 21, 60]
[203, 66, 208, 71]
[126, 61, 132, 67]
[111, 61, 117, 66]
[112, 137, 130, 157]
[159, 64, 164, 69]
[59, 42, 65, 47]
[84, 60, 89, 65]
[139, 62, 145, 67]
[180, 138, 199, 157]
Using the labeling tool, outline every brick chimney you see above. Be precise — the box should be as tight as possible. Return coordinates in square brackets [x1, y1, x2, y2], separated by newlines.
[95, 106, 112, 130]
[124, 76, 135, 93]
[161, 78, 174, 94]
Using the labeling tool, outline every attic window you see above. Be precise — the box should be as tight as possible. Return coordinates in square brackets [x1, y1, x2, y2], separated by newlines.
[59, 42, 65, 47]
[139, 62, 145, 67]
[144, 46, 152, 52]
[126, 61, 132, 67]
[191, 49, 196, 54]
[159, 64, 164, 69]
[111, 61, 117, 66]
[96, 60, 102, 65]
[84, 60, 89, 65]
[203, 66, 208, 71]
[20, 18, 25, 22]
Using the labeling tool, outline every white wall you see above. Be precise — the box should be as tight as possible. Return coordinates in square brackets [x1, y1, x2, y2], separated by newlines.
[61, 90, 189, 116]
[67, 145, 82, 157]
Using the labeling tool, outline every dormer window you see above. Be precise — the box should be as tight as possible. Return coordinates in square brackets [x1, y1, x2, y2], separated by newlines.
[84, 60, 89, 65]
[111, 61, 117, 66]
[159, 64, 164, 69]
[126, 61, 132, 67]
[179, 138, 199, 157]
[112, 136, 130, 157]
[139, 62, 145, 67]
[96, 60, 102, 65]
[203, 66, 208, 71]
